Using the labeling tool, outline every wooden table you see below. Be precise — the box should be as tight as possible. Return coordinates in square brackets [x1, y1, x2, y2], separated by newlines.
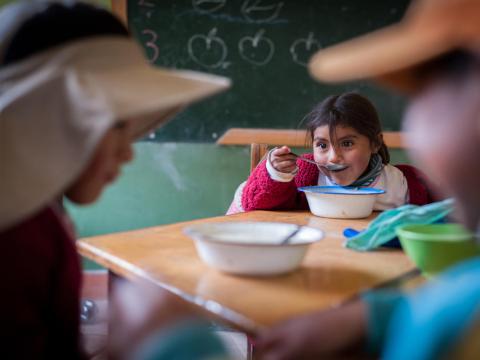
[78, 210, 418, 334]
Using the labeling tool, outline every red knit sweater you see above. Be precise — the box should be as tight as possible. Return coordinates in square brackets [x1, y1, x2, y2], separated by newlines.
[242, 153, 434, 212]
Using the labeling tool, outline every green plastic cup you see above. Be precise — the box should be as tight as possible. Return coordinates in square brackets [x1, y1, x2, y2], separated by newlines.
[396, 223, 480, 276]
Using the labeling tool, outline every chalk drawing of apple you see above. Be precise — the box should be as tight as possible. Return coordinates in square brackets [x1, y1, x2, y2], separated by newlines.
[241, 0, 284, 23]
[238, 29, 274, 66]
[187, 28, 228, 69]
[192, 0, 226, 14]
[290, 32, 321, 67]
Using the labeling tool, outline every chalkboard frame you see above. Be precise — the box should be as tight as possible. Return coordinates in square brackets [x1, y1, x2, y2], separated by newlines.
[111, 0, 127, 24]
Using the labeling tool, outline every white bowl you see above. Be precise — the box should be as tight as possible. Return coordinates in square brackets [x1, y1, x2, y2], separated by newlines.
[299, 186, 385, 219]
[183, 222, 324, 276]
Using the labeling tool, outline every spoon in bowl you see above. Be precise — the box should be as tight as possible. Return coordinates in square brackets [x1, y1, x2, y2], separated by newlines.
[280, 226, 302, 245]
[289, 152, 348, 171]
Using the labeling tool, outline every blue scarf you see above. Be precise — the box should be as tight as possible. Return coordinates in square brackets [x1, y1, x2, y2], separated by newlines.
[348, 153, 384, 187]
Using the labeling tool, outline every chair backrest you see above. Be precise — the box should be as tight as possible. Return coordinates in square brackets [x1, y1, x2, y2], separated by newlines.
[250, 143, 269, 173]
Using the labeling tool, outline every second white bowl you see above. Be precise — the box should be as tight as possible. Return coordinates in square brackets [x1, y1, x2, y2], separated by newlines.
[184, 222, 324, 276]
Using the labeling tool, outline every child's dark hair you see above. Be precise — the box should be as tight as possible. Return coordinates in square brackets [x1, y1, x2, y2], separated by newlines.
[1, 2, 128, 66]
[305, 92, 390, 164]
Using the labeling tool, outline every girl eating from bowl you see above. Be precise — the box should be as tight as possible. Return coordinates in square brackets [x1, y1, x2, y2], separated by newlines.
[228, 92, 435, 214]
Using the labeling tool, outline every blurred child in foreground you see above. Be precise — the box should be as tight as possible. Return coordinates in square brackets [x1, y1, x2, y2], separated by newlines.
[0, 1, 229, 358]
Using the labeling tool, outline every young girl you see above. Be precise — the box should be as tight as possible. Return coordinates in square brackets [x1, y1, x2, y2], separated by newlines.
[0, 1, 228, 358]
[228, 92, 434, 214]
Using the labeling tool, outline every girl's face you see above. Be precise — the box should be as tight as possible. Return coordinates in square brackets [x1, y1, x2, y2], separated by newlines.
[313, 125, 378, 186]
[65, 121, 134, 204]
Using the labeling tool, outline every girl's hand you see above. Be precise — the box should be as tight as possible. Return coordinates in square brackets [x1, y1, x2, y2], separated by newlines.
[270, 146, 297, 173]
[255, 301, 370, 360]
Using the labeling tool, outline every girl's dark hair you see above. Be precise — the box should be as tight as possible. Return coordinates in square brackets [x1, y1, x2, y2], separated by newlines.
[1, 2, 129, 66]
[305, 92, 390, 164]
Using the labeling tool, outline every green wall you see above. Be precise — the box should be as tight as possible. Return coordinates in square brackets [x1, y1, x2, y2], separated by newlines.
[67, 142, 250, 237]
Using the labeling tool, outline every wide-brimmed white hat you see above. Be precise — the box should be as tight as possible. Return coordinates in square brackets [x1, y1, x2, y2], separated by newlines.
[308, 0, 480, 92]
[0, 1, 230, 231]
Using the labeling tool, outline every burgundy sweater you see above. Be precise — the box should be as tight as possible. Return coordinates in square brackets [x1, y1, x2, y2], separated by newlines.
[0, 205, 85, 359]
[242, 153, 434, 212]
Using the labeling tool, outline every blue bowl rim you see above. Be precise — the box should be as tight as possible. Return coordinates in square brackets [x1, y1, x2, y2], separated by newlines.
[298, 185, 385, 195]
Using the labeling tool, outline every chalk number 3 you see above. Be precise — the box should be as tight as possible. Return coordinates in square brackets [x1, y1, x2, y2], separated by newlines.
[142, 29, 159, 63]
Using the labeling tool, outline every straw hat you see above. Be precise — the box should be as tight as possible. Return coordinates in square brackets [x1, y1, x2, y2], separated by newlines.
[308, 0, 480, 92]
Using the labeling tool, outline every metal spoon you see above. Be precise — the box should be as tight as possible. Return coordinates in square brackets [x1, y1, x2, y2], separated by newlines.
[322, 163, 348, 171]
[289, 152, 348, 171]
[280, 226, 302, 245]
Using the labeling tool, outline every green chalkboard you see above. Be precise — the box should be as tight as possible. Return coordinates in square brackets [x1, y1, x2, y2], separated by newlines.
[128, 0, 410, 142]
